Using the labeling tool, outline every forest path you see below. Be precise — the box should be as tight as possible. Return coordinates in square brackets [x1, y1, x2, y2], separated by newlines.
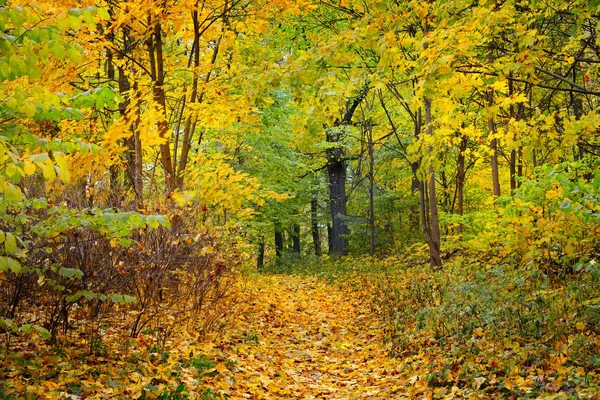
[213, 274, 407, 399]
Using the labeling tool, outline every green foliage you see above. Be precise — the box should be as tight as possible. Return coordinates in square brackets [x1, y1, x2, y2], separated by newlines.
[498, 163, 600, 271]
[370, 253, 600, 397]
[0, 3, 173, 342]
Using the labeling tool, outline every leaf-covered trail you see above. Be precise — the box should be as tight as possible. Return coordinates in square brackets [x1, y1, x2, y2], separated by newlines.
[214, 274, 403, 399]
[0, 274, 416, 399]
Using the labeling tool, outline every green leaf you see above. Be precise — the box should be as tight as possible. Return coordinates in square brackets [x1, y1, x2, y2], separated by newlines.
[5, 183, 23, 201]
[0, 256, 22, 273]
[123, 295, 137, 304]
[51, 40, 65, 60]
[147, 217, 160, 229]
[82, 291, 97, 300]
[97, 7, 110, 20]
[1, 318, 18, 333]
[65, 292, 83, 302]
[29, 152, 49, 163]
[59, 267, 84, 279]
[4, 232, 17, 254]
[110, 294, 124, 303]
[67, 8, 82, 17]
[118, 237, 132, 248]
[66, 45, 82, 63]
[34, 325, 51, 340]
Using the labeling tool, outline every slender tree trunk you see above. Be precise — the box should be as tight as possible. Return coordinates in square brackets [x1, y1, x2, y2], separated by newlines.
[366, 118, 375, 257]
[424, 97, 442, 267]
[148, 16, 176, 193]
[508, 76, 518, 192]
[106, 36, 121, 205]
[456, 136, 467, 234]
[327, 160, 347, 255]
[325, 88, 367, 255]
[116, 27, 144, 208]
[487, 45, 501, 197]
[488, 88, 501, 197]
[292, 224, 300, 254]
[311, 196, 321, 256]
[410, 161, 420, 229]
[274, 223, 284, 262]
[327, 223, 334, 254]
[257, 241, 265, 270]
[326, 127, 348, 255]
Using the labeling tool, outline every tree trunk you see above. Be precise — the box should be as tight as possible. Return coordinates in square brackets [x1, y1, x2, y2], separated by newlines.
[488, 89, 501, 197]
[257, 241, 265, 270]
[148, 16, 177, 193]
[424, 97, 442, 267]
[292, 224, 301, 254]
[488, 46, 501, 197]
[455, 135, 467, 234]
[116, 27, 144, 208]
[366, 118, 375, 257]
[410, 161, 420, 229]
[508, 76, 518, 193]
[274, 224, 284, 262]
[326, 130, 348, 255]
[311, 196, 321, 256]
[327, 223, 333, 254]
[325, 88, 367, 255]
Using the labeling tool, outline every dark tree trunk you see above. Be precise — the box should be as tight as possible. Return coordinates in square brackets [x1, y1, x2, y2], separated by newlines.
[292, 224, 300, 254]
[311, 196, 321, 256]
[489, 91, 501, 197]
[366, 118, 375, 257]
[326, 135, 348, 255]
[410, 162, 420, 228]
[424, 97, 442, 268]
[327, 223, 334, 254]
[257, 241, 265, 270]
[147, 16, 177, 193]
[325, 87, 367, 255]
[274, 224, 284, 261]
[509, 76, 518, 193]
[116, 27, 143, 208]
[456, 136, 467, 234]
[488, 47, 501, 197]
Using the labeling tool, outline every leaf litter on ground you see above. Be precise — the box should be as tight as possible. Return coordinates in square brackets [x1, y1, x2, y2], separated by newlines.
[1, 272, 599, 399]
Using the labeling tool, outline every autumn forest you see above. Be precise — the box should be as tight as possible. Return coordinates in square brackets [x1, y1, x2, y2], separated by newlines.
[1, 0, 599, 398]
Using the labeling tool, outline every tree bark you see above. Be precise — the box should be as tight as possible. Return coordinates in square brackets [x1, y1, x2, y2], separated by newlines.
[487, 49, 501, 197]
[148, 16, 177, 193]
[508, 76, 519, 192]
[257, 241, 265, 270]
[455, 136, 467, 234]
[423, 97, 442, 267]
[292, 224, 301, 254]
[488, 87, 501, 197]
[325, 87, 367, 255]
[311, 196, 321, 256]
[326, 132, 348, 255]
[274, 223, 284, 262]
[366, 118, 375, 257]
[327, 223, 333, 254]
[116, 27, 144, 208]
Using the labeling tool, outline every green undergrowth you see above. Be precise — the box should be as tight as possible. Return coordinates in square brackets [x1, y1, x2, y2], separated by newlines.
[367, 249, 600, 398]
[257, 253, 395, 282]
[260, 246, 600, 397]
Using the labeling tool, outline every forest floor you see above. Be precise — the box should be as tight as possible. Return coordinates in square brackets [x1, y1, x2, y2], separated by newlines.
[211, 274, 406, 399]
[9, 271, 597, 399]
[1, 273, 428, 399]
